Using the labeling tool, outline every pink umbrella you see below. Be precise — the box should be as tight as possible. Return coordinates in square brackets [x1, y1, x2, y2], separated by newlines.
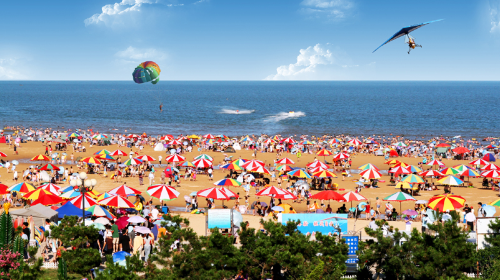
[116, 216, 129, 229]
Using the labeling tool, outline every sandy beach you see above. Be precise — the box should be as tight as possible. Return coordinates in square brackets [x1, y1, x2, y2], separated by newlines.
[2, 138, 498, 236]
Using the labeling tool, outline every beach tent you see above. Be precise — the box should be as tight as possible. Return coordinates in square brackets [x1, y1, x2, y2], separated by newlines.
[154, 143, 166, 151]
[0, 136, 5, 143]
[225, 146, 236, 153]
[10, 204, 59, 227]
[436, 147, 448, 156]
[56, 202, 92, 219]
[232, 143, 241, 151]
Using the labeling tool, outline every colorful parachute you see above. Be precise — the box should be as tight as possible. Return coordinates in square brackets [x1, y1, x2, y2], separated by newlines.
[132, 61, 161, 84]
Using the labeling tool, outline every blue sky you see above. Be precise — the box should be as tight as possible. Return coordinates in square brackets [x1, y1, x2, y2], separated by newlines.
[1, 0, 499, 80]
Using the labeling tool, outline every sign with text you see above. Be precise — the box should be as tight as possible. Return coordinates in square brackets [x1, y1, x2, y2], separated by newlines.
[208, 209, 232, 229]
[282, 213, 348, 236]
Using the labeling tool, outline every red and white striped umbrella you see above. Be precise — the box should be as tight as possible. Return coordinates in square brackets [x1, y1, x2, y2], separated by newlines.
[0, 152, 7, 157]
[470, 159, 489, 166]
[342, 191, 367, 202]
[98, 195, 135, 208]
[219, 187, 239, 199]
[111, 149, 128, 157]
[333, 153, 350, 160]
[127, 134, 139, 138]
[108, 184, 142, 197]
[39, 183, 62, 195]
[247, 165, 271, 174]
[308, 166, 327, 173]
[197, 187, 231, 200]
[255, 186, 296, 200]
[166, 154, 186, 163]
[241, 159, 265, 169]
[276, 158, 295, 165]
[389, 166, 411, 175]
[360, 169, 382, 179]
[481, 163, 500, 171]
[147, 185, 180, 201]
[168, 140, 182, 146]
[427, 159, 444, 166]
[136, 155, 156, 161]
[481, 170, 500, 178]
[348, 139, 362, 146]
[419, 170, 444, 177]
[282, 137, 295, 143]
[161, 135, 174, 141]
[192, 158, 213, 168]
[69, 193, 98, 209]
[307, 160, 328, 169]
[203, 134, 215, 139]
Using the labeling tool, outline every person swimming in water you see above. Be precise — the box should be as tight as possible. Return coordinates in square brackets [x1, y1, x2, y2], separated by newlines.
[159, 104, 163, 112]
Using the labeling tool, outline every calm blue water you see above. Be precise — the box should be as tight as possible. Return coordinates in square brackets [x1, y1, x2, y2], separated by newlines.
[0, 81, 498, 138]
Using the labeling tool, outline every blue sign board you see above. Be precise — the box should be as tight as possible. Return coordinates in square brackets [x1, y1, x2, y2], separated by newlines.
[282, 214, 348, 236]
[208, 209, 232, 229]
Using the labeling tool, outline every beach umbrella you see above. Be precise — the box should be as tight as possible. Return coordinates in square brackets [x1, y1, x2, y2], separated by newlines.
[221, 162, 244, 171]
[440, 167, 460, 175]
[242, 159, 266, 169]
[428, 194, 466, 212]
[213, 178, 242, 187]
[271, 206, 284, 212]
[94, 217, 110, 225]
[123, 158, 142, 166]
[30, 154, 50, 161]
[276, 165, 294, 172]
[470, 159, 489, 166]
[165, 154, 185, 163]
[197, 187, 231, 200]
[8, 182, 36, 193]
[282, 137, 296, 144]
[97, 192, 113, 200]
[136, 155, 156, 161]
[90, 223, 106, 230]
[0, 184, 9, 195]
[134, 227, 151, 234]
[96, 154, 116, 161]
[167, 140, 182, 146]
[481, 170, 500, 178]
[385, 159, 402, 165]
[482, 205, 496, 217]
[115, 217, 129, 229]
[80, 157, 102, 165]
[287, 169, 311, 179]
[22, 188, 56, 200]
[128, 216, 146, 224]
[308, 166, 327, 173]
[312, 170, 337, 178]
[248, 165, 271, 175]
[147, 185, 180, 201]
[203, 134, 215, 139]
[460, 169, 480, 178]
[219, 187, 239, 199]
[435, 143, 451, 148]
[483, 153, 496, 162]
[38, 163, 60, 171]
[69, 193, 98, 209]
[333, 153, 350, 161]
[427, 159, 444, 168]
[192, 158, 213, 168]
[194, 154, 213, 161]
[490, 199, 500, 207]
[0, 152, 7, 157]
[310, 190, 345, 201]
[453, 164, 472, 172]
[407, 165, 422, 173]
[68, 132, 80, 138]
[255, 186, 296, 200]
[342, 191, 367, 202]
[359, 169, 382, 179]
[181, 161, 196, 168]
[316, 149, 333, 157]
[481, 163, 500, 171]
[389, 166, 411, 176]
[402, 209, 418, 216]
[60, 188, 85, 199]
[307, 160, 328, 169]
[419, 170, 444, 178]
[437, 175, 464, 186]
[383, 191, 416, 213]
[276, 157, 295, 165]
[108, 184, 142, 197]
[453, 147, 470, 154]
[348, 139, 362, 146]
[86, 205, 116, 219]
[401, 174, 425, 184]
[300, 140, 314, 145]
[394, 142, 407, 147]
[94, 149, 111, 156]
[358, 163, 379, 171]
[39, 183, 62, 195]
[111, 150, 128, 157]
[394, 182, 418, 190]
[98, 195, 135, 208]
[231, 158, 248, 166]
[30, 191, 63, 206]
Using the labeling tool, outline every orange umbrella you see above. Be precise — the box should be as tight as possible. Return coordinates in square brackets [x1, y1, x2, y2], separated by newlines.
[428, 194, 466, 212]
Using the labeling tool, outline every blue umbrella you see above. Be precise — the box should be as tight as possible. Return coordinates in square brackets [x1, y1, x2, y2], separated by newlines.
[482, 205, 496, 217]
[190, 191, 198, 197]
[271, 206, 284, 212]
[113, 251, 131, 267]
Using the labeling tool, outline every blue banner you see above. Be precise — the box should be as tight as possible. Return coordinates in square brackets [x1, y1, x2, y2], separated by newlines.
[282, 214, 348, 236]
[208, 209, 232, 229]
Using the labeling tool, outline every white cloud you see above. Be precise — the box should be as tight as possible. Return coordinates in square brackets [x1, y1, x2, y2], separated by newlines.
[265, 44, 338, 80]
[300, 0, 353, 20]
[115, 46, 166, 63]
[0, 58, 24, 80]
[490, 0, 500, 33]
[193, 0, 208, 4]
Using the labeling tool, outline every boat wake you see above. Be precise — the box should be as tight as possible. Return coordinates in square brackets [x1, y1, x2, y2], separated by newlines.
[264, 111, 306, 122]
[220, 109, 255, 115]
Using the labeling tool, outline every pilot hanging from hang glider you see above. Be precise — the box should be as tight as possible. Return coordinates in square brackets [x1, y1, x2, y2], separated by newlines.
[372, 19, 443, 54]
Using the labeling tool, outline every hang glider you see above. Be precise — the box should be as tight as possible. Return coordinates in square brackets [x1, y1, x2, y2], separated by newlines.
[373, 19, 443, 54]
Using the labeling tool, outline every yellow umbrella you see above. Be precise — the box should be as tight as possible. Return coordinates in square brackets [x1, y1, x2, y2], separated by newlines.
[394, 182, 418, 190]
[187, 134, 200, 139]
[22, 188, 55, 200]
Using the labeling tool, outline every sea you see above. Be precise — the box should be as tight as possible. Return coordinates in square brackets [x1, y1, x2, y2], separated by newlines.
[0, 81, 499, 138]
